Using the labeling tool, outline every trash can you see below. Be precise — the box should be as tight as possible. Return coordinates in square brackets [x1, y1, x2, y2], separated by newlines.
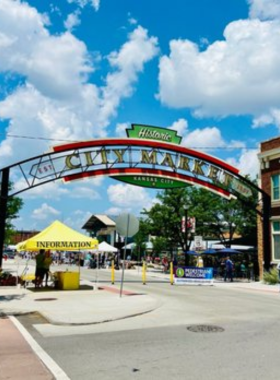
[56, 271, 80, 290]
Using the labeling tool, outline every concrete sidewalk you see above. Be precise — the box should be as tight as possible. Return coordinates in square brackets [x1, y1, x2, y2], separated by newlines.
[1, 259, 280, 380]
[0, 259, 160, 379]
[0, 283, 159, 325]
[0, 280, 159, 380]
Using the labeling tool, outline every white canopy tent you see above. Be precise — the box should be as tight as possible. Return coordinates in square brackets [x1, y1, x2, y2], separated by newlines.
[122, 242, 153, 250]
[97, 241, 118, 253]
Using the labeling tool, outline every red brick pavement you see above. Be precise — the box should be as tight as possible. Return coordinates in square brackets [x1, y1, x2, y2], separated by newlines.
[0, 316, 54, 380]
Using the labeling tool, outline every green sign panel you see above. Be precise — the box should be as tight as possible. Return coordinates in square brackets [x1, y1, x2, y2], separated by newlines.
[111, 175, 187, 189]
[126, 124, 182, 145]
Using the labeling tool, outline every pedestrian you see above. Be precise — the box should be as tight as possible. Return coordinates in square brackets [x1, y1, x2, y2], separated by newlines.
[162, 256, 168, 273]
[240, 261, 247, 279]
[197, 256, 204, 268]
[224, 256, 234, 282]
[43, 250, 53, 287]
[84, 252, 92, 268]
[35, 249, 45, 288]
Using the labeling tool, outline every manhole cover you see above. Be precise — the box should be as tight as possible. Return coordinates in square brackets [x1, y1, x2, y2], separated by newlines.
[34, 298, 57, 302]
[187, 325, 224, 333]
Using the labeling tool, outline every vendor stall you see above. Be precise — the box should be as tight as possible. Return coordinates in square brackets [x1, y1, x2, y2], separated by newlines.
[16, 220, 99, 290]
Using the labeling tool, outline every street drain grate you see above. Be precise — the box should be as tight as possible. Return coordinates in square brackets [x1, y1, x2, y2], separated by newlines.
[187, 325, 224, 333]
[34, 298, 57, 302]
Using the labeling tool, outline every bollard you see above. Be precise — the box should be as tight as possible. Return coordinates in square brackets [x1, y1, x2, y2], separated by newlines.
[111, 260, 115, 284]
[170, 262, 174, 285]
[142, 260, 147, 285]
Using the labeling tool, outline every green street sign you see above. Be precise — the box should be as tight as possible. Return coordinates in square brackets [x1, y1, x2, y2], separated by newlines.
[111, 175, 187, 189]
[126, 124, 182, 145]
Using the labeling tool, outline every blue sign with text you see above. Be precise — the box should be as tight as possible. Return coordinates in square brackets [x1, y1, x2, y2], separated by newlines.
[174, 266, 213, 285]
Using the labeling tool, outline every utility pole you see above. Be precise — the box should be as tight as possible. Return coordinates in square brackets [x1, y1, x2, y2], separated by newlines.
[184, 205, 188, 267]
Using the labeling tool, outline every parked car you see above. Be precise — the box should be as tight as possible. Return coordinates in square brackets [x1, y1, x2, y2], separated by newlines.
[3, 250, 16, 259]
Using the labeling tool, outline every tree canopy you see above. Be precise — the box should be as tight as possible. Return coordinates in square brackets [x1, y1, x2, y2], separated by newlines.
[3, 182, 24, 244]
[141, 182, 258, 255]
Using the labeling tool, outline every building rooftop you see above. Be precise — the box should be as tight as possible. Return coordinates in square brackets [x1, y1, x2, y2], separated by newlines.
[82, 214, 116, 231]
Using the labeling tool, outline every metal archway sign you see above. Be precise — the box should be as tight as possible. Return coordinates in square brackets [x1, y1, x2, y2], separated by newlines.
[0, 124, 271, 268]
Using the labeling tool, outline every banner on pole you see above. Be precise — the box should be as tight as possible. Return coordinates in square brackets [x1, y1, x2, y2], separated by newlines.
[181, 217, 196, 233]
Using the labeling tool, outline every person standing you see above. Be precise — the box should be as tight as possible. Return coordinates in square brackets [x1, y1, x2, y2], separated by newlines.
[197, 256, 204, 268]
[35, 249, 45, 287]
[240, 261, 247, 279]
[43, 250, 53, 287]
[224, 256, 234, 282]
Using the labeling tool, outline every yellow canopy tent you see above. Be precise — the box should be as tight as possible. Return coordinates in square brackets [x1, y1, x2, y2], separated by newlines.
[16, 220, 98, 252]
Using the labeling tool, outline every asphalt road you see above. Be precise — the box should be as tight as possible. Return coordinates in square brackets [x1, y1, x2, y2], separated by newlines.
[16, 267, 280, 380]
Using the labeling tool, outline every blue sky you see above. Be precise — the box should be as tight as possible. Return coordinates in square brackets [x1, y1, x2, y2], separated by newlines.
[1, 0, 280, 233]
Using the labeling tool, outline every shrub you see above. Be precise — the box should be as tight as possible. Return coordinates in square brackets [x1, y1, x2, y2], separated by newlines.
[263, 268, 279, 285]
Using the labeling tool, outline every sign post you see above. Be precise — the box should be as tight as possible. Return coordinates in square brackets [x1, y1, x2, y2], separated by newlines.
[116, 213, 139, 297]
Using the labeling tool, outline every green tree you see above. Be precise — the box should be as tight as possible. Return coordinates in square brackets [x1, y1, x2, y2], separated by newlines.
[143, 188, 192, 255]
[142, 180, 258, 256]
[151, 236, 168, 257]
[133, 219, 151, 261]
[184, 183, 258, 246]
[2, 182, 24, 244]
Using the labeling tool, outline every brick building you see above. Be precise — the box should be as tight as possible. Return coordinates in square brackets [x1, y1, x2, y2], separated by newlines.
[258, 136, 280, 275]
[11, 230, 40, 245]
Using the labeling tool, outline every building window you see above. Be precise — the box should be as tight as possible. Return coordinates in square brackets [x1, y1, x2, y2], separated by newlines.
[272, 221, 280, 260]
[272, 174, 280, 200]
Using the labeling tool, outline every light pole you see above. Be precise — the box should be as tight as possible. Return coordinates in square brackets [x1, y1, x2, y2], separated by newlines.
[184, 205, 188, 267]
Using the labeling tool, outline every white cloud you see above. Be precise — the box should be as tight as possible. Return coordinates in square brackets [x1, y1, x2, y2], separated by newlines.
[0, 1, 92, 100]
[79, 176, 104, 186]
[168, 118, 188, 136]
[105, 207, 122, 216]
[183, 127, 225, 148]
[69, 186, 100, 200]
[32, 203, 60, 220]
[0, 1, 158, 169]
[158, 12, 280, 123]
[67, 0, 100, 11]
[253, 108, 280, 129]
[107, 183, 154, 211]
[166, 118, 245, 151]
[182, 126, 245, 150]
[248, 0, 280, 20]
[227, 149, 259, 178]
[13, 179, 69, 200]
[252, 113, 274, 128]
[50, 4, 61, 15]
[63, 210, 93, 232]
[13, 178, 102, 201]
[64, 10, 81, 32]
[128, 13, 137, 25]
[116, 122, 130, 136]
[99, 26, 159, 126]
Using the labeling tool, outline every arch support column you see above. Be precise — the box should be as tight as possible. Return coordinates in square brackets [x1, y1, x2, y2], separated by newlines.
[0, 168, 9, 268]
[262, 193, 271, 271]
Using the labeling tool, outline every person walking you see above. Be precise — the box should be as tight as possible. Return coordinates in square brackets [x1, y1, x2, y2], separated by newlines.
[224, 256, 234, 282]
